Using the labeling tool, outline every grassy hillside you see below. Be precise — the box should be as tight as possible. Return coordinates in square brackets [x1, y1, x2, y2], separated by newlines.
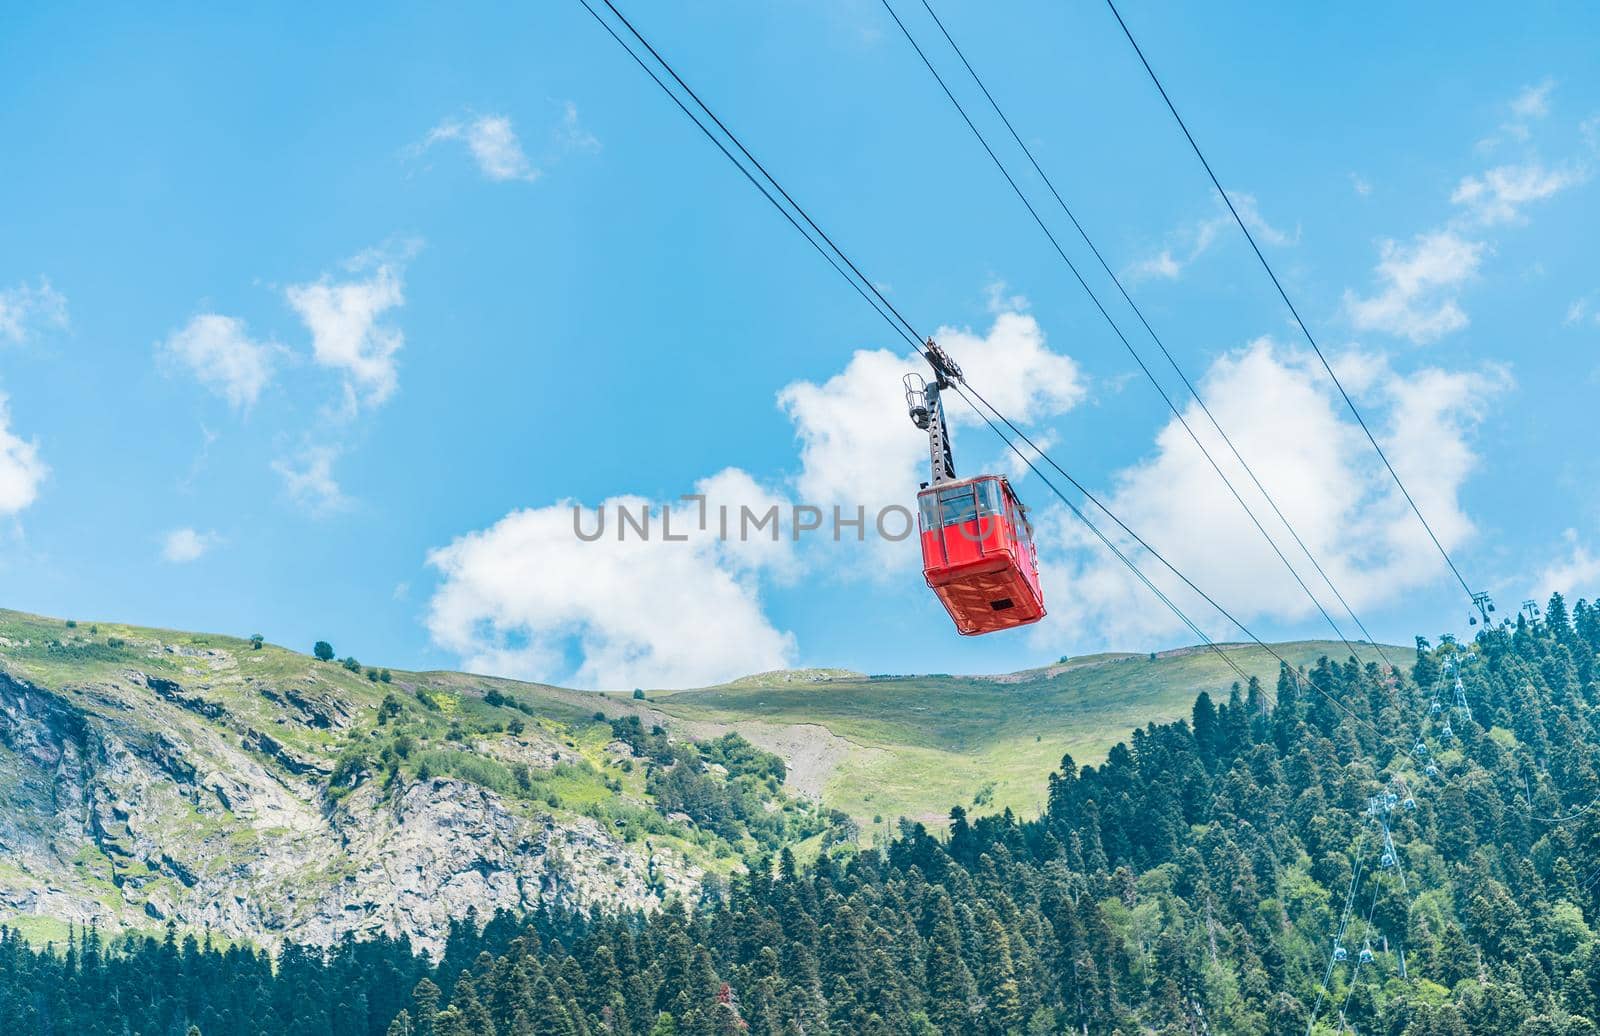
[0, 608, 826, 950]
[0, 603, 1395, 945]
[636, 642, 1391, 834]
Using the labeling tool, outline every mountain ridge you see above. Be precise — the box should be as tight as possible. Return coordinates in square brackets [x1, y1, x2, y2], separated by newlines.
[0, 605, 1397, 952]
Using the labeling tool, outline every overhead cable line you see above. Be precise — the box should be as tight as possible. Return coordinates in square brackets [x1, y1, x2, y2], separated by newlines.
[578, 0, 1594, 832]
[875, 1, 1580, 839]
[952, 386, 1259, 686]
[595, 0, 926, 351]
[955, 376, 1411, 752]
[589, 0, 1355, 711]
[578, 0, 1347, 700]
[889, 4, 1600, 831]
[1102, 0, 1481, 610]
[573, 0, 919, 356]
[880, 0, 1387, 674]
[901, 0, 1400, 676]
[575, 0, 1252, 687]
[1330, 875, 1387, 1035]
[583, 0, 1428, 770]
[1305, 834, 1369, 1036]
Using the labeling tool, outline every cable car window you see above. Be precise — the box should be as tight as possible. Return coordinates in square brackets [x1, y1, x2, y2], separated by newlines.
[975, 479, 1003, 516]
[918, 493, 938, 531]
[1011, 492, 1034, 540]
[936, 485, 978, 527]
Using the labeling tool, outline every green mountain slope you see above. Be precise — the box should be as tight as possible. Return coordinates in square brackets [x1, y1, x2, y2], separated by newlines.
[0, 609, 822, 952]
[638, 641, 1387, 833]
[10, 603, 1600, 1035]
[0, 605, 1392, 950]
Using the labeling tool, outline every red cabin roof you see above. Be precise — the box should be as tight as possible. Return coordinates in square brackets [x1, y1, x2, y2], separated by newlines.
[916, 474, 1045, 635]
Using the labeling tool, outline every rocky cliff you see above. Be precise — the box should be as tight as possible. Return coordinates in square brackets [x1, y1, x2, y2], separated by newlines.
[0, 611, 794, 954]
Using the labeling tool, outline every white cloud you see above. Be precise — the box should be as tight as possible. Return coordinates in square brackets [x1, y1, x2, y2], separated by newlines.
[1451, 162, 1586, 225]
[1229, 192, 1296, 247]
[425, 307, 1083, 683]
[995, 429, 1057, 484]
[1028, 340, 1507, 647]
[286, 256, 406, 409]
[1129, 191, 1293, 281]
[1511, 80, 1555, 121]
[1481, 80, 1556, 150]
[161, 527, 218, 563]
[413, 105, 599, 183]
[554, 101, 601, 155]
[1131, 250, 1183, 281]
[1533, 530, 1600, 602]
[0, 278, 67, 345]
[1351, 174, 1373, 198]
[983, 280, 1029, 314]
[272, 446, 346, 514]
[0, 393, 47, 516]
[778, 311, 1085, 530]
[425, 474, 797, 690]
[1344, 231, 1487, 343]
[420, 114, 540, 183]
[1351, 82, 1589, 342]
[159, 314, 275, 409]
[690, 466, 802, 581]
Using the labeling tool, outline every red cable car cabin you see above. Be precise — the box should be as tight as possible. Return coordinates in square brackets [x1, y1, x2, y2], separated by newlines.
[916, 474, 1046, 635]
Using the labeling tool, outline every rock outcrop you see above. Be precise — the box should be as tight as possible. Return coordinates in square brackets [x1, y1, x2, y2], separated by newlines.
[0, 657, 701, 955]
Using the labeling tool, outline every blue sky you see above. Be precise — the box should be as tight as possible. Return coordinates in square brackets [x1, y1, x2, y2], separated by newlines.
[2, 1, 1597, 688]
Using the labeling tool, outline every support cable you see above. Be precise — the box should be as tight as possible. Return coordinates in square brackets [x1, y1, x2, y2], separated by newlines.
[1102, 0, 1479, 606]
[908, 0, 1400, 676]
[581, 0, 1252, 689]
[579, 0, 1596, 831]
[1331, 875, 1386, 1034]
[1305, 832, 1369, 1036]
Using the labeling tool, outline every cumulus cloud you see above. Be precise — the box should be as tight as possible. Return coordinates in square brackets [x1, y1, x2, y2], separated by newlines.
[426, 309, 1084, 683]
[286, 255, 407, 410]
[1532, 531, 1600, 602]
[161, 527, 219, 563]
[425, 471, 797, 689]
[1028, 340, 1507, 647]
[0, 278, 68, 345]
[159, 314, 275, 409]
[1344, 232, 1487, 344]
[272, 446, 346, 514]
[0, 393, 47, 516]
[1451, 162, 1586, 225]
[779, 311, 1085, 523]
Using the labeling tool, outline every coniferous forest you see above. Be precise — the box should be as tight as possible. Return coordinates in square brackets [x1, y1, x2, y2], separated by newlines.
[10, 595, 1600, 1035]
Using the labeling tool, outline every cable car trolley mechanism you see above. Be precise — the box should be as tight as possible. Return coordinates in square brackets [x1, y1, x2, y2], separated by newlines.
[904, 340, 1046, 636]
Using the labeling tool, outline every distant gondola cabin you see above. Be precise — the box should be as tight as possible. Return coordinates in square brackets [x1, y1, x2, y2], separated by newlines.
[916, 474, 1046, 635]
